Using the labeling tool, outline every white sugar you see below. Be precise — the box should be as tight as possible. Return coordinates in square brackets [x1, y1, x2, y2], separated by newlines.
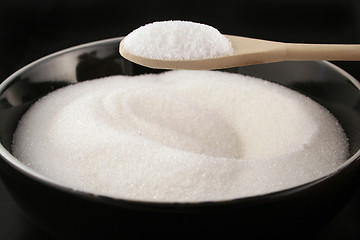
[121, 21, 234, 60]
[12, 70, 349, 202]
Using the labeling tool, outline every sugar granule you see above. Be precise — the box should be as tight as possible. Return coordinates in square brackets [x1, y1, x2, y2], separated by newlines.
[121, 21, 234, 60]
[12, 70, 349, 202]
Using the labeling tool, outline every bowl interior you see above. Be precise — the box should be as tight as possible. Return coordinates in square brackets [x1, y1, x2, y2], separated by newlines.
[0, 37, 360, 191]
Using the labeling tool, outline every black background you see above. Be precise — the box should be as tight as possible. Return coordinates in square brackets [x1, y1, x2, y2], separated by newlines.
[0, 0, 360, 239]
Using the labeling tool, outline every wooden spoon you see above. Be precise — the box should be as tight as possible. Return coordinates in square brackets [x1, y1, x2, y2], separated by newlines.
[119, 35, 360, 70]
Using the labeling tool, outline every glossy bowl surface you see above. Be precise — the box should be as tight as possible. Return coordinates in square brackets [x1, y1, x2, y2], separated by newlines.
[0, 37, 360, 238]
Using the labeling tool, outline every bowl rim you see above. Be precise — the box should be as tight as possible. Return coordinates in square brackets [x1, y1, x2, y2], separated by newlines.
[0, 37, 360, 206]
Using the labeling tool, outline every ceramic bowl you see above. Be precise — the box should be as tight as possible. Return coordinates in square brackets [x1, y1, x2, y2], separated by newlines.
[0, 37, 360, 238]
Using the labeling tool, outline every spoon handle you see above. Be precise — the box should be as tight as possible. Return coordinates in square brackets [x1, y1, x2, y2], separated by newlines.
[285, 43, 360, 61]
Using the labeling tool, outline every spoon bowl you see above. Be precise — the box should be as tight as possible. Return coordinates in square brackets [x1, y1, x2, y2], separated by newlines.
[119, 35, 360, 70]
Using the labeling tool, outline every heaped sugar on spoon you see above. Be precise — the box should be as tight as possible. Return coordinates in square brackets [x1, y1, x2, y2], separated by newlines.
[119, 20, 360, 70]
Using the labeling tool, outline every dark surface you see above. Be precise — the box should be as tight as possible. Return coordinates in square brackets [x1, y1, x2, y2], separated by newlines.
[0, 181, 355, 240]
[0, 180, 53, 240]
[0, 0, 360, 239]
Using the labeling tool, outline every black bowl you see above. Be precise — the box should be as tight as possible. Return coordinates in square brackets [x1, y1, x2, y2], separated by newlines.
[0, 37, 360, 239]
